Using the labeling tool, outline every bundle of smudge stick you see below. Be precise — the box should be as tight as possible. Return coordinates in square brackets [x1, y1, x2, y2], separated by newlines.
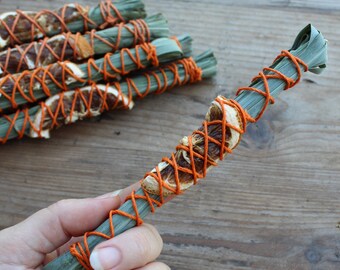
[0, 0, 217, 143]
[0, 1, 329, 270]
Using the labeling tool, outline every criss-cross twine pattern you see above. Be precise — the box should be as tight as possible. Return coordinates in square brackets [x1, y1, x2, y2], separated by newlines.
[0, 0, 125, 48]
[236, 50, 308, 121]
[0, 42, 159, 111]
[69, 51, 308, 269]
[120, 57, 202, 101]
[0, 57, 202, 143]
[89, 19, 151, 55]
[1, 84, 126, 142]
[0, 19, 150, 76]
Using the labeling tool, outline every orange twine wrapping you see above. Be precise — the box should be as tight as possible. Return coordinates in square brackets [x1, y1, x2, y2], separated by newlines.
[0, 57, 202, 144]
[236, 50, 308, 121]
[0, 42, 160, 111]
[68, 51, 308, 270]
[0, 19, 151, 76]
[0, 0, 125, 47]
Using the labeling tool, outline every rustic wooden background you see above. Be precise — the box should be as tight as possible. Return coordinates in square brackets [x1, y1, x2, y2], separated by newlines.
[1, 0, 340, 269]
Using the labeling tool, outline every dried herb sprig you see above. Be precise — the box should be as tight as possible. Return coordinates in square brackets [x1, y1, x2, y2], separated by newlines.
[43, 25, 327, 270]
[0, 51, 216, 143]
[0, 35, 192, 112]
[0, 14, 169, 76]
[0, 0, 146, 50]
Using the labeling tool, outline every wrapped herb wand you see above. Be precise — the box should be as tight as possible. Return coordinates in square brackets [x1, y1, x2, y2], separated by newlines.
[0, 0, 146, 50]
[0, 51, 216, 142]
[0, 35, 192, 112]
[44, 24, 327, 270]
[0, 14, 169, 76]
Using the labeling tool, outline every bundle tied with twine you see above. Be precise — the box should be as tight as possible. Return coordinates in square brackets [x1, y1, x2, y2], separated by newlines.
[0, 14, 169, 76]
[0, 0, 219, 146]
[0, 35, 193, 112]
[43, 24, 328, 270]
[0, 0, 146, 50]
[0, 50, 217, 142]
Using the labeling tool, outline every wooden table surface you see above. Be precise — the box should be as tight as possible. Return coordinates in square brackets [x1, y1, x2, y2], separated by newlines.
[1, 0, 340, 269]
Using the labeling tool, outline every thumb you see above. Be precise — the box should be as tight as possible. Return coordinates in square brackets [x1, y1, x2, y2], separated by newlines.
[90, 224, 163, 270]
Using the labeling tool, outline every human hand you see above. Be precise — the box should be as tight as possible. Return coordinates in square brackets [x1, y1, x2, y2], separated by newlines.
[0, 183, 169, 270]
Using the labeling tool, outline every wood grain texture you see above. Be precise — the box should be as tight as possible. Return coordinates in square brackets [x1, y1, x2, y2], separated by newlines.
[0, 0, 340, 269]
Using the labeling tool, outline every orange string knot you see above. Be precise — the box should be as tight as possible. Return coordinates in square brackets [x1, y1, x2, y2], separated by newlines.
[182, 57, 203, 83]
[98, 0, 125, 29]
[143, 43, 159, 67]
[171, 36, 182, 49]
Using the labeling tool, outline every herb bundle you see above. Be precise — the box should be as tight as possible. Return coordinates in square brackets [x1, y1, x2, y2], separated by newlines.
[0, 0, 146, 50]
[0, 51, 216, 142]
[0, 0, 330, 270]
[0, 14, 169, 76]
[43, 24, 328, 270]
[0, 0, 216, 147]
[0, 35, 192, 112]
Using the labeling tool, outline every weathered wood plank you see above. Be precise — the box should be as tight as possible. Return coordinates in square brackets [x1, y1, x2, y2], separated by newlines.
[0, 0, 340, 269]
[6, 0, 340, 11]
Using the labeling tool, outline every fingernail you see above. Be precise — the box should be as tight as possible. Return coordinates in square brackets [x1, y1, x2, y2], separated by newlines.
[95, 182, 141, 203]
[111, 189, 122, 197]
[90, 247, 122, 270]
[96, 189, 122, 199]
